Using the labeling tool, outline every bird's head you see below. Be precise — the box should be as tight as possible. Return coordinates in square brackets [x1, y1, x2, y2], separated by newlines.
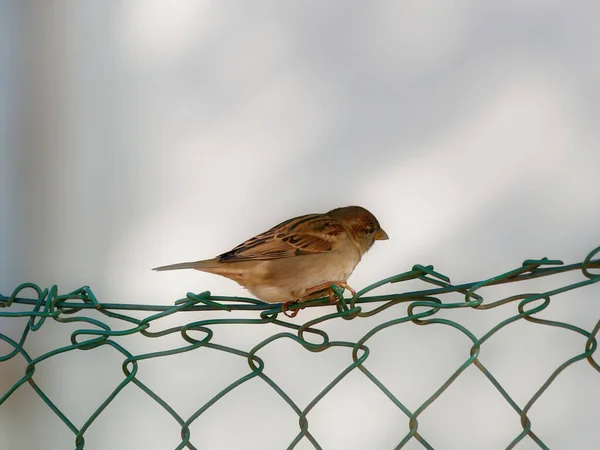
[327, 206, 388, 254]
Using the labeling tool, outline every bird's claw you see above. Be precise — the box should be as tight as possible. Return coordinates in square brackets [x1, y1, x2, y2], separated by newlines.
[282, 301, 301, 318]
[328, 282, 356, 303]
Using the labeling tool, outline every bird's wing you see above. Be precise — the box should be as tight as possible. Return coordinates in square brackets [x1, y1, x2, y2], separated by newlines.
[217, 214, 346, 262]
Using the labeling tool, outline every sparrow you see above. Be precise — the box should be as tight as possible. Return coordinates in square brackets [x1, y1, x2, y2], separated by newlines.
[153, 206, 388, 316]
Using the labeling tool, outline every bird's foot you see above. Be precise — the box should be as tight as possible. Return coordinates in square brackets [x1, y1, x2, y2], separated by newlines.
[304, 281, 356, 303]
[282, 301, 302, 318]
[282, 281, 356, 317]
[326, 281, 356, 303]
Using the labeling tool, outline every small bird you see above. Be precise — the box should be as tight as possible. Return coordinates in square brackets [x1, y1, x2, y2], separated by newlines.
[153, 206, 388, 316]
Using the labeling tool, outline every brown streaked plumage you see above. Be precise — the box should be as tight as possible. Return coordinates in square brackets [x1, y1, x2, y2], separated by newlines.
[153, 206, 388, 315]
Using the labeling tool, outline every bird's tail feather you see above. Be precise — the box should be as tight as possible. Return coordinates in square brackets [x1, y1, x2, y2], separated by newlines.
[152, 260, 217, 271]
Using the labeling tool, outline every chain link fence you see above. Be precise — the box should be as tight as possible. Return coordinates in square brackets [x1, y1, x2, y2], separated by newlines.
[1, 246, 599, 449]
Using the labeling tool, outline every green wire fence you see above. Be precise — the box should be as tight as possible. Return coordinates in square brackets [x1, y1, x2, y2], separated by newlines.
[1, 246, 599, 449]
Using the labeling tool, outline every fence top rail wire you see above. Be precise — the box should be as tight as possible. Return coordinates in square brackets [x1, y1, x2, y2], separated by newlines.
[1, 245, 599, 450]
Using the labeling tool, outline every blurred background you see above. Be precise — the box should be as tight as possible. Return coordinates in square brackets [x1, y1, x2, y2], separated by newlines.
[1, 1, 599, 449]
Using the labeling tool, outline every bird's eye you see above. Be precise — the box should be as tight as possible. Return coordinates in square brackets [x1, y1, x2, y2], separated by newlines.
[365, 225, 375, 235]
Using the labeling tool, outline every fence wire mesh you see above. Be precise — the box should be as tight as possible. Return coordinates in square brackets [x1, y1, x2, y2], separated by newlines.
[1, 246, 599, 450]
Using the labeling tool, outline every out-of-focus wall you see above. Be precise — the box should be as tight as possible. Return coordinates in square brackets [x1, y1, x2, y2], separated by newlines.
[1, 1, 599, 449]
[0, 1, 17, 288]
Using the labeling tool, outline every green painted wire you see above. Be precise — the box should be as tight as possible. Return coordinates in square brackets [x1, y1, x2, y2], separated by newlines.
[0, 246, 599, 449]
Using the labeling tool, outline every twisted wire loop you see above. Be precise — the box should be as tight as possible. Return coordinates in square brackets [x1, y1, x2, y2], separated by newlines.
[1, 246, 599, 449]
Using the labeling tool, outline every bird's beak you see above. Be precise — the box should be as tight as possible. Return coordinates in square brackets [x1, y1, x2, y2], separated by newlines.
[374, 229, 389, 241]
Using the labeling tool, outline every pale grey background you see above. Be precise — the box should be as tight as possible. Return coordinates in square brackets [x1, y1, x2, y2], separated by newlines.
[1, 1, 599, 449]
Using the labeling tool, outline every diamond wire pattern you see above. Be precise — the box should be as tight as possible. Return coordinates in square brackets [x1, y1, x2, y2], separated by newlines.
[1, 246, 599, 449]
